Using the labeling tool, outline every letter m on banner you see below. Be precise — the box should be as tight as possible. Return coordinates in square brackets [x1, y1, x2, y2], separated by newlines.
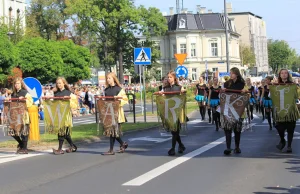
[43, 100, 71, 134]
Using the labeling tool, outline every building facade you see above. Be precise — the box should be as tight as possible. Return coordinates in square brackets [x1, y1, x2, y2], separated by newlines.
[228, 8, 269, 75]
[139, 12, 243, 81]
[0, 0, 26, 28]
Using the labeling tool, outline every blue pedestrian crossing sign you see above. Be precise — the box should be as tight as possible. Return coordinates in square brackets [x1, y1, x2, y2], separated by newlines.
[175, 66, 188, 78]
[23, 77, 43, 103]
[134, 48, 151, 65]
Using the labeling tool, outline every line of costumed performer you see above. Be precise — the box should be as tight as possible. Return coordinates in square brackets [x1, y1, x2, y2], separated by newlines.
[52, 77, 78, 155]
[260, 76, 275, 130]
[160, 71, 186, 156]
[195, 76, 206, 121]
[102, 73, 129, 155]
[222, 67, 247, 155]
[271, 69, 300, 153]
[6, 77, 33, 154]
[208, 77, 221, 131]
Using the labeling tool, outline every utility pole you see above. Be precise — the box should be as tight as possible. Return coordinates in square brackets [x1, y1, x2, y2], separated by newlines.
[224, 0, 230, 72]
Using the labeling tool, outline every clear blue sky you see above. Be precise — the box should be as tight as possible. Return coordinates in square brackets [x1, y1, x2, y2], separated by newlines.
[135, 0, 300, 54]
[25, 0, 300, 54]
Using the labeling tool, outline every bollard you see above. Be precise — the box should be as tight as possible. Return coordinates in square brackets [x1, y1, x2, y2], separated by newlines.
[28, 105, 40, 141]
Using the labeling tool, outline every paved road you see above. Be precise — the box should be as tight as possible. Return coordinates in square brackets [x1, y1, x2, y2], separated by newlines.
[0, 112, 300, 194]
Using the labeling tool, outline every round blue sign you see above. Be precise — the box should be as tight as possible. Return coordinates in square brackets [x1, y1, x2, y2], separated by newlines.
[175, 66, 188, 78]
[23, 77, 43, 103]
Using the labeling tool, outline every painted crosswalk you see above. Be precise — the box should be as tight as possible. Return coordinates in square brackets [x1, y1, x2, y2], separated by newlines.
[0, 150, 52, 165]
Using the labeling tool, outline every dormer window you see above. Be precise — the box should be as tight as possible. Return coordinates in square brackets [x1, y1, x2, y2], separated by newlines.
[179, 18, 186, 29]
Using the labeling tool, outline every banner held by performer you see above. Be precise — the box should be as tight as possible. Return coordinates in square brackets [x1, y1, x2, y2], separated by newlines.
[156, 93, 186, 132]
[220, 91, 249, 129]
[97, 98, 120, 137]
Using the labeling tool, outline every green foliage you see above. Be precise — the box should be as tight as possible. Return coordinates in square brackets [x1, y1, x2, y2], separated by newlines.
[268, 40, 294, 74]
[55, 40, 91, 83]
[27, 0, 65, 40]
[240, 44, 256, 67]
[0, 27, 18, 83]
[66, 0, 168, 83]
[17, 38, 64, 83]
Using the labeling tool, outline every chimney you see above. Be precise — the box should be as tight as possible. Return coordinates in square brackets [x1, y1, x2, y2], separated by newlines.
[169, 7, 174, 15]
[226, 2, 232, 13]
[181, 8, 188, 14]
[208, 9, 213, 13]
[196, 5, 201, 14]
[200, 7, 206, 14]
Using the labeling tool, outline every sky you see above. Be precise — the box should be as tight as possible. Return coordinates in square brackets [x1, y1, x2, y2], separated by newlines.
[25, 0, 300, 54]
[135, 0, 300, 54]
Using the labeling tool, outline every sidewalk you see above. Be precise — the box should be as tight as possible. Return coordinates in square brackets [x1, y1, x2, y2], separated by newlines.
[126, 110, 199, 123]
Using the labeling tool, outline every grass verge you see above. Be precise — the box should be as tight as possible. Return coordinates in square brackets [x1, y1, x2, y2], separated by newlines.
[0, 122, 160, 149]
[128, 102, 199, 117]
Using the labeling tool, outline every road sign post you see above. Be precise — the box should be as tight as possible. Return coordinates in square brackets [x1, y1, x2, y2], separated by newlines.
[23, 77, 43, 141]
[134, 47, 151, 123]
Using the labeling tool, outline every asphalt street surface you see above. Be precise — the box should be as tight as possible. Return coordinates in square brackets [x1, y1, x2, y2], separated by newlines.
[0, 111, 300, 194]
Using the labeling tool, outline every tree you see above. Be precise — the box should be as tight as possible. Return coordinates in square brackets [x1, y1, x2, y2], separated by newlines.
[268, 40, 293, 74]
[26, 0, 64, 40]
[56, 40, 91, 83]
[17, 38, 64, 83]
[240, 44, 256, 67]
[0, 25, 18, 84]
[7, 67, 23, 86]
[66, 0, 167, 83]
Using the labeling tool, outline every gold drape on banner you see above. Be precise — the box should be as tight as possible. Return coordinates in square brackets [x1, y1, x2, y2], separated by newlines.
[156, 94, 186, 132]
[269, 84, 300, 122]
[43, 100, 72, 136]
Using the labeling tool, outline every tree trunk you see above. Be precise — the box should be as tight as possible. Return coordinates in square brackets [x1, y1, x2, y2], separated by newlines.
[118, 45, 124, 84]
[116, 21, 124, 84]
[104, 40, 108, 74]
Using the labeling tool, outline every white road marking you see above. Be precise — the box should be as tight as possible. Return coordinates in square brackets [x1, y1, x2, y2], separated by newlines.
[188, 119, 203, 123]
[122, 136, 226, 186]
[123, 123, 256, 186]
[0, 150, 52, 165]
[193, 126, 214, 128]
[128, 137, 172, 143]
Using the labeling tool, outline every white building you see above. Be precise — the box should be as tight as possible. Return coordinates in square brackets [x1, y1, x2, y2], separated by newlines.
[0, 0, 26, 28]
[139, 10, 244, 81]
[228, 3, 269, 75]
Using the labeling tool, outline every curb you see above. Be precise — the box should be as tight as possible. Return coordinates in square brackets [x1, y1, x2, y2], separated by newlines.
[0, 111, 198, 152]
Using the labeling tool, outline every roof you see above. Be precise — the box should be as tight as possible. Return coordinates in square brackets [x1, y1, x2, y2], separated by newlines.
[228, 12, 262, 19]
[165, 13, 235, 32]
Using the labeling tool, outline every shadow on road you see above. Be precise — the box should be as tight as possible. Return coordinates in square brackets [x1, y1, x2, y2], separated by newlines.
[253, 185, 300, 194]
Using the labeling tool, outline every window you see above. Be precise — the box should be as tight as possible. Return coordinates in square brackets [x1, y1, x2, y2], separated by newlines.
[172, 44, 177, 57]
[191, 43, 196, 57]
[212, 67, 218, 72]
[192, 68, 197, 80]
[180, 44, 186, 54]
[211, 42, 218, 56]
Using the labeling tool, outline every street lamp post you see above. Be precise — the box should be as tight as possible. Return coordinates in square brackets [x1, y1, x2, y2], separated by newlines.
[7, 31, 14, 41]
[224, 0, 230, 72]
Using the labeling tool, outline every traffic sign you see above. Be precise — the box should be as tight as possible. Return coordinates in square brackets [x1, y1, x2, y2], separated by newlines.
[174, 53, 187, 65]
[219, 72, 230, 77]
[134, 48, 151, 65]
[175, 66, 188, 78]
[23, 77, 43, 103]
